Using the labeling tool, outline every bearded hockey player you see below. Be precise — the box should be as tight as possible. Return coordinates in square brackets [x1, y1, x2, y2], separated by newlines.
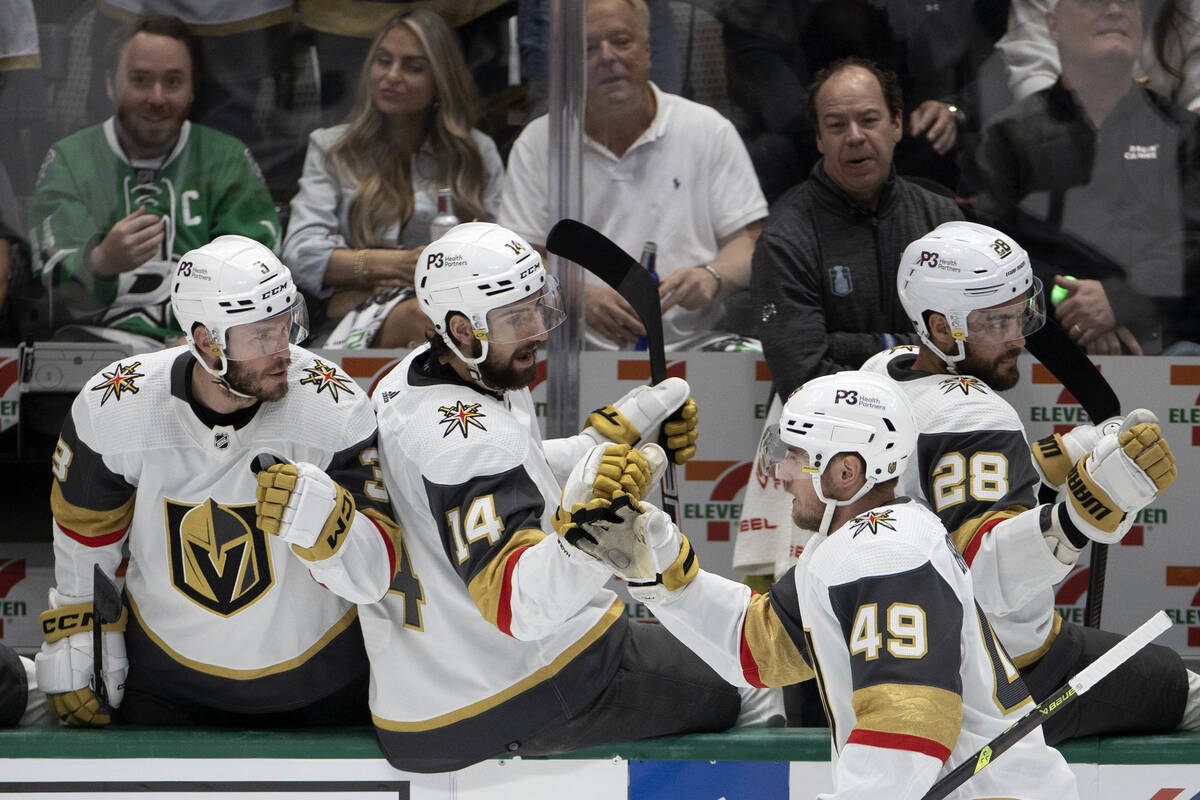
[36, 235, 398, 726]
[559, 370, 1078, 799]
[254, 221, 781, 772]
[862, 220, 1198, 742]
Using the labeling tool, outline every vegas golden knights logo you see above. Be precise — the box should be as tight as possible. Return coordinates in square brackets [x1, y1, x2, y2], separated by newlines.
[165, 499, 274, 616]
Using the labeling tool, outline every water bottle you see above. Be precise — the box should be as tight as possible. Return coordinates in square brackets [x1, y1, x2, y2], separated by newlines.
[429, 187, 461, 242]
[634, 241, 659, 351]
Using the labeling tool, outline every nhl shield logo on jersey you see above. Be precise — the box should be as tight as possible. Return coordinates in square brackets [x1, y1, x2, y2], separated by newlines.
[848, 509, 897, 537]
[938, 376, 987, 396]
[164, 498, 274, 616]
[299, 358, 355, 402]
[438, 400, 487, 438]
[90, 361, 145, 405]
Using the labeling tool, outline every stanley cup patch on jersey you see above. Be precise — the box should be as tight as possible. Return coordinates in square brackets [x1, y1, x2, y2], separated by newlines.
[938, 376, 987, 396]
[299, 358, 356, 402]
[90, 361, 145, 405]
[828, 265, 853, 297]
[438, 401, 487, 438]
[164, 498, 274, 616]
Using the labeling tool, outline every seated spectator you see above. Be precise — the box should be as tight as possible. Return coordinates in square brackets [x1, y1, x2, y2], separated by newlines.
[283, 8, 504, 349]
[27, 14, 279, 348]
[751, 57, 964, 407]
[970, 0, 1200, 354]
[500, 0, 767, 351]
[0, 162, 20, 344]
[997, 0, 1200, 112]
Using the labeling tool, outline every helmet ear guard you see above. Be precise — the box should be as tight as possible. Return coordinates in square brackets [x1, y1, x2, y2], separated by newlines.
[897, 221, 1044, 366]
[777, 371, 918, 535]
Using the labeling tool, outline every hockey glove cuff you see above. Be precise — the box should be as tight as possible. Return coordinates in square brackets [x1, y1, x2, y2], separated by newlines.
[581, 377, 698, 463]
[255, 460, 356, 560]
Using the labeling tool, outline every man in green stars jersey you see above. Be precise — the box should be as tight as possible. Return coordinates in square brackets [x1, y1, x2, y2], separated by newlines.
[28, 14, 279, 345]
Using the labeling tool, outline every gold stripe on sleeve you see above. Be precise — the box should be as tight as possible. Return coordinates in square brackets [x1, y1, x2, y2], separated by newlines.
[851, 682, 963, 755]
[743, 594, 814, 686]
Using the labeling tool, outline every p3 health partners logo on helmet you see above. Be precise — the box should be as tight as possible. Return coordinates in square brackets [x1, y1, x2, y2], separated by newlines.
[164, 498, 273, 616]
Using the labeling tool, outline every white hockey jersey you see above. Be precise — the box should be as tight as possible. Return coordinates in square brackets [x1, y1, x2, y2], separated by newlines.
[355, 347, 627, 772]
[649, 499, 1078, 800]
[51, 346, 392, 712]
[862, 346, 1073, 665]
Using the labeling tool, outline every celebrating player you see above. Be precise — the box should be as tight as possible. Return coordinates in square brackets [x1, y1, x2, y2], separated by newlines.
[862, 220, 1198, 741]
[254, 221, 781, 772]
[558, 370, 1078, 799]
[35, 235, 397, 726]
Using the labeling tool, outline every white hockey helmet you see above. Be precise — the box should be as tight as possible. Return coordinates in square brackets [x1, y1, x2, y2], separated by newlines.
[415, 221, 565, 368]
[764, 370, 916, 535]
[171, 235, 308, 378]
[897, 221, 1046, 365]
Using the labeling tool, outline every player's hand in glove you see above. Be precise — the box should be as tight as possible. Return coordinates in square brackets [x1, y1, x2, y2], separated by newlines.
[1058, 417, 1177, 544]
[254, 456, 356, 561]
[554, 441, 666, 537]
[1032, 408, 1157, 488]
[34, 589, 128, 727]
[581, 377, 699, 464]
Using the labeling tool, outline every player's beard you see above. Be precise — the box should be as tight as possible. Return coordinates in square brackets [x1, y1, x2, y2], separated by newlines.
[115, 105, 186, 160]
[960, 344, 1023, 391]
[478, 341, 540, 391]
[224, 355, 290, 402]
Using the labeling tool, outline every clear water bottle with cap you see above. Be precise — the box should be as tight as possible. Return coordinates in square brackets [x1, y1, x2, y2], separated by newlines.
[429, 187, 460, 242]
[634, 241, 659, 351]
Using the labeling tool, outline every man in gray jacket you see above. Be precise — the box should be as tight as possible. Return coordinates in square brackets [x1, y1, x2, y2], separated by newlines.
[752, 56, 963, 401]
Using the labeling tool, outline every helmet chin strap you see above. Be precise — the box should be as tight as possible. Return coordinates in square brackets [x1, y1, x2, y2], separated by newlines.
[442, 332, 506, 394]
[920, 333, 968, 373]
[812, 473, 877, 537]
[189, 341, 257, 401]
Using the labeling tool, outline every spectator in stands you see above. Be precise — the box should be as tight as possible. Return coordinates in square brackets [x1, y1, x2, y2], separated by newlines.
[717, 0, 1006, 200]
[0, 162, 20, 343]
[35, 234, 389, 728]
[27, 14, 279, 348]
[970, 0, 1200, 354]
[500, 0, 767, 350]
[85, 1, 299, 198]
[752, 58, 963, 405]
[283, 9, 503, 349]
[997, 0, 1200, 112]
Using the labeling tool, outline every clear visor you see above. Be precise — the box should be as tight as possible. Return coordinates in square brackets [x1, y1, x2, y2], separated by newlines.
[484, 276, 566, 344]
[223, 296, 309, 361]
[964, 277, 1046, 344]
[758, 426, 817, 483]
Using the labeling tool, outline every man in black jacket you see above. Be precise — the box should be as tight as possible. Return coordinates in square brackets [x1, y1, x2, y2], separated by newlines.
[752, 57, 964, 402]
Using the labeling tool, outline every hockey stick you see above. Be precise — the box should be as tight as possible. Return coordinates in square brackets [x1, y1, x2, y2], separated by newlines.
[91, 563, 123, 714]
[920, 610, 1172, 800]
[546, 218, 681, 525]
[1024, 316, 1121, 628]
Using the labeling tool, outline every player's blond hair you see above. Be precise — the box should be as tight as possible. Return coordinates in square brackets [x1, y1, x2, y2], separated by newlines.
[329, 9, 489, 249]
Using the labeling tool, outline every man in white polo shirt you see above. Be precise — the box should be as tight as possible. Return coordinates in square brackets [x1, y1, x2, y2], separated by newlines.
[500, 0, 767, 350]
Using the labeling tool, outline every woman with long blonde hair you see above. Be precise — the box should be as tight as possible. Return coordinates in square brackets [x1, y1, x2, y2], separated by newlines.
[284, 9, 504, 348]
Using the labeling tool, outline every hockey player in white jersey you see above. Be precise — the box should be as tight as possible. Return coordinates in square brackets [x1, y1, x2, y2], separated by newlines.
[36, 235, 400, 726]
[862, 219, 1197, 742]
[254, 221, 781, 772]
[559, 370, 1078, 799]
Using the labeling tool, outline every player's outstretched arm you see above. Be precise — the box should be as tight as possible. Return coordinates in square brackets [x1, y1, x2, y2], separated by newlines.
[254, 458, 402, 604]
[544, 377, 698, 481]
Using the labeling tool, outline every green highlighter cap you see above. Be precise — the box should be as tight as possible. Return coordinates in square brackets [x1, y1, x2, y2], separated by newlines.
[1050, 276, 1075, 306]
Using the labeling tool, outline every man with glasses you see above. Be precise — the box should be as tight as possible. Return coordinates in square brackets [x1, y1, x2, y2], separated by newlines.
[35, 235, 396, 726]
[254, 222, 782, 772]
[863, 220, 1198, 741]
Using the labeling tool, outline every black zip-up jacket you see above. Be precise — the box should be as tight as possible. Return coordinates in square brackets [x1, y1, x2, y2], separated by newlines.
[751, 160, 963, 399]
